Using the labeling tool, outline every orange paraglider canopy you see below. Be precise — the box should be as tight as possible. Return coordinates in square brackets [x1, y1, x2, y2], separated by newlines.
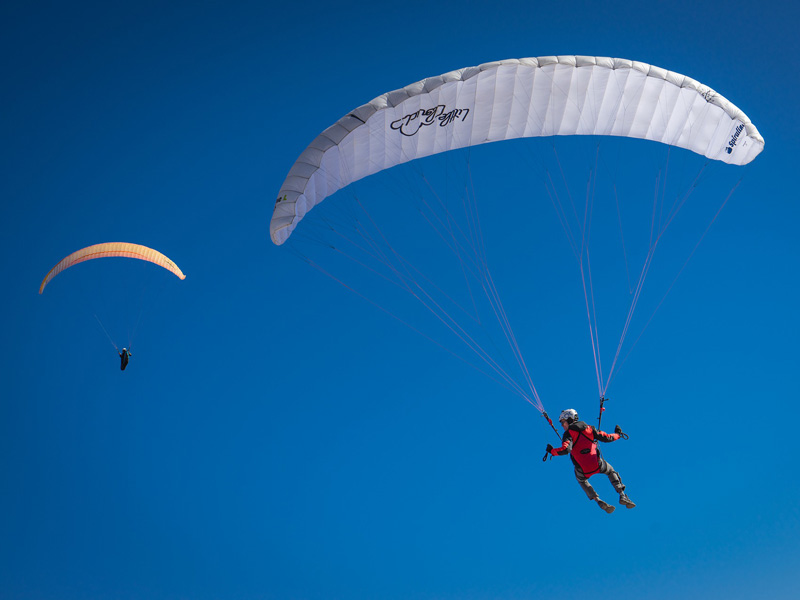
[39, 242, 185, 294]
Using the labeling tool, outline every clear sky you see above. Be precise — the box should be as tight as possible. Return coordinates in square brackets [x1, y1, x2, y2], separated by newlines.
[2, 1, 798, 599]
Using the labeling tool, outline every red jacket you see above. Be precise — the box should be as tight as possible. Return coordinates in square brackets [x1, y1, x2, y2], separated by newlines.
[549, 420, 620, 477]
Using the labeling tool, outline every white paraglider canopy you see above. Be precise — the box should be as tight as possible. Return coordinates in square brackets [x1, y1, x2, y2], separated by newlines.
[271, 55, 763, 245]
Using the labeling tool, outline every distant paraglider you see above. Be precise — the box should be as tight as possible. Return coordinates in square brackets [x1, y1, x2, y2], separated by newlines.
[119, 348, 132, 370]
[40, 242, 185, 370]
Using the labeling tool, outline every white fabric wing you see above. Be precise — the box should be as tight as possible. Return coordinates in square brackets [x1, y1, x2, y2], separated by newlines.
[272, 55, 763, 245]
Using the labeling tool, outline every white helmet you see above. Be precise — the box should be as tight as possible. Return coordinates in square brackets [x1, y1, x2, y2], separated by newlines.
[559, 409, 578, 424]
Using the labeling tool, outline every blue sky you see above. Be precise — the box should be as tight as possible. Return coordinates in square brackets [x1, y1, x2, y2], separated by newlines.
[2, 1, 799, 599]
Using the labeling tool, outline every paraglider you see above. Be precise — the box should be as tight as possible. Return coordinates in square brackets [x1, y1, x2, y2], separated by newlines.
[544, 409, 634, 513]
[271, 55, 764, 510]
[119, 348, 132, 371]
[40, 242, 185, 370]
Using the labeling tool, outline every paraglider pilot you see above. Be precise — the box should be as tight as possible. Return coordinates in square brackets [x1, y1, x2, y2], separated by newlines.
[546, 409, 635, 513]
[119, 348, 132, 371]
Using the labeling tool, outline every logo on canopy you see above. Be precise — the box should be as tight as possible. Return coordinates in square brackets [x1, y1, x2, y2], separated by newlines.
[725, 123, 745, 154]
[391, 105, 470, 137]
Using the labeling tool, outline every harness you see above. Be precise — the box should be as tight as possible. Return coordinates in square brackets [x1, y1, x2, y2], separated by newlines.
[567, 423, 603, 477]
